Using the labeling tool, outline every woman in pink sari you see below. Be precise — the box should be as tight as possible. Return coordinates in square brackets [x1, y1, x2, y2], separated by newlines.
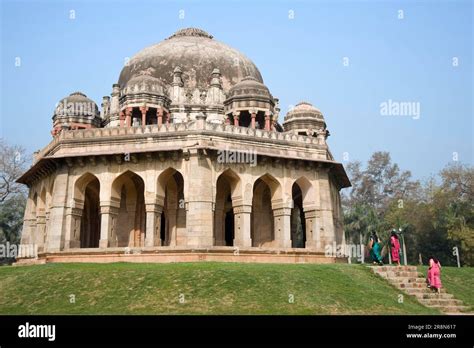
[427, 257, 442, 293]
[390, 230, 400, 266]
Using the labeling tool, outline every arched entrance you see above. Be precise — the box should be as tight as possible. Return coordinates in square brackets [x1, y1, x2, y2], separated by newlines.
[214, 170, 240, 246]
[112, 171, 146, 247]
[291, 177, 315, 249]
[157, 169, 185, 246]
[80, 177, 100, 248]
[291, 183, 306, 248]
[251, 174, 281, 247]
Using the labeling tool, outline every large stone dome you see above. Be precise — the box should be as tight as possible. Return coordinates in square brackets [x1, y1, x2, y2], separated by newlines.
[118, 28, 263, 93]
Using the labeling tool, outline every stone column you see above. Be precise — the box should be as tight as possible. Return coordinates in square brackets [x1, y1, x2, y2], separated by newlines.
[110, 84, 120, 115]
[233, 204, 252, 247]
[127, 205, 137, 247]
[145, 204, 163, 247]
[35, 214, 46, 252]
[125, 107, 132, 127]
[264, 112, 271, 131]
[250, 110, 257, 129]
[157, 107, 163, 126]
[318, 169, 336, 250]
[64, 207, 83, 249]
[273, 207, 292, 248]
[99, 202, 119, 248]
[184, 149, 214, 247]
[214, 208, 225, 246]
[167, 208, 177, 246]
[316, 129, 328, 146]
[165, 111, 170, 125]
[20, 218, 36, 245]
[225, 115, 230, 125]
[233, 111, 240, 127]
[140, 106, 148, 126]
[303, 208, 322, 251]
[46, 168, 69, 252]
[119, 110, 125, 128]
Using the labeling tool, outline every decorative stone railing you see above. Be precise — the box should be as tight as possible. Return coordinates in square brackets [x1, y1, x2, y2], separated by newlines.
[36, 121, 326, 163]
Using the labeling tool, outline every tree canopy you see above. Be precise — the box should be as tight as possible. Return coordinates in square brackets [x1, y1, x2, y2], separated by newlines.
[343, 153, 473, 266]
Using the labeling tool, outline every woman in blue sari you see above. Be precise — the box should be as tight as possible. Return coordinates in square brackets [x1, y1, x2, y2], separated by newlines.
[369, 232, 383, 265]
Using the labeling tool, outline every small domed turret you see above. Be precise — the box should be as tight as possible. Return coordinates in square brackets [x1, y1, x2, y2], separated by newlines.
[52, 92, 101, 136]
[283, 101, 327, 137]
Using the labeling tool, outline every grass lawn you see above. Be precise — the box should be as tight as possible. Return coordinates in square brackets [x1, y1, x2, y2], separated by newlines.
[0, 262, 440, 315]
[418, 265, 474, 312]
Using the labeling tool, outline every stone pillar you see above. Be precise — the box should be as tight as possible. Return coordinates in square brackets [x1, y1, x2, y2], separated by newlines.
[316, 129, 328, 146]
[264, 112, 271, 131]
[165, 111, 170, 125]
[157, 107, 163, 126]
[20, 218, 36, 245]
[303, 209, 322, 251]
[99, 202, 119, 248]
[101, 96, 110, 118]
[126, 204, 137, 247]
[250, 110, 257, 129]
[145, 204, 163, 247]
[125, 107, 132, 127]
[35, 214, 46, 252]
[233, 111, 240, 127]
[110, 84, 120, 115]
[214, 208, 225, 246]
[233, 204, 252, 247]
[184, 149, 214, 247]
[225, 115, 230, 125]
[46, 168, 69, 252]
[64, 207, 83, 249]
[167, 208, 177, 246]
[273, 207, 292, 248]
[140, 106, 148, 126]
[119, 110, 125, 128]
[318, 169, 336, 250]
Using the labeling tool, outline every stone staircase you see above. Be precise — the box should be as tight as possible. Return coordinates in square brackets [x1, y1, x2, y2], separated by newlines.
[371, 265, 471, 314]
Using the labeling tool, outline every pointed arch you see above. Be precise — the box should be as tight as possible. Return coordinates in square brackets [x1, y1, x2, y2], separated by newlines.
[214, 168, 242, 246]
[72, 173, 101, 248]
[251, 173, 282, 247]
[293, 176, 315, 206]
[157, 168, 185, 246]
[254, 173, 282, 204]
[111, 170, 146, 247]
[74, 172, 100, 203]
[291, 177, 315, 248]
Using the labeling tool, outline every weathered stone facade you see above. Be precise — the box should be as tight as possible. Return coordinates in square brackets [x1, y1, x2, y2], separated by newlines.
[17, 28, 350, 264]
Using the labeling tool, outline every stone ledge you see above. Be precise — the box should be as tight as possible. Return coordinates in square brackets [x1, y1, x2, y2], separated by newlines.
[15, 247, 348, 265]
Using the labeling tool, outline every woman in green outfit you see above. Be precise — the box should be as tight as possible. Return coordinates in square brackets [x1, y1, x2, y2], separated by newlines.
[369, 232, 383, 265]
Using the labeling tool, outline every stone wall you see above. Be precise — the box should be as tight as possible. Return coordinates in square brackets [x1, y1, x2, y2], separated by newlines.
[20, 151, 344, 254]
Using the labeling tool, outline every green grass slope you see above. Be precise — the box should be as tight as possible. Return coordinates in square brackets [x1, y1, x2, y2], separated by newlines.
[418, 266, 474, 312]
[0, 262, 440, 315]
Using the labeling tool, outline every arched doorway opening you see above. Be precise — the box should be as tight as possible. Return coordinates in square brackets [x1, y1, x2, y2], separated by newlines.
[255, 111, 266, 129]
[291, 183, 306, 248]
[239, 110, 251, 127]
[251, 175, 281, 247]
[214, 170, 240, 246]
[158, 169, 185, 246]
[112, 171, 146, 247]
[80, 177, 100, 248]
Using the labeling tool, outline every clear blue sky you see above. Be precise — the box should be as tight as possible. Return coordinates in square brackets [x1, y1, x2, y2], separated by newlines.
[1, 0, 472, 181]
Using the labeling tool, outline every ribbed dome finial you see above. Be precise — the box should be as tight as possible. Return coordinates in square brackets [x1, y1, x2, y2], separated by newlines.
[167, 28, 213, 40]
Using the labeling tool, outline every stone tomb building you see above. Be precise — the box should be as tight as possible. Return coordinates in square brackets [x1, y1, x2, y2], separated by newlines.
[17, 28, 350, 264]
